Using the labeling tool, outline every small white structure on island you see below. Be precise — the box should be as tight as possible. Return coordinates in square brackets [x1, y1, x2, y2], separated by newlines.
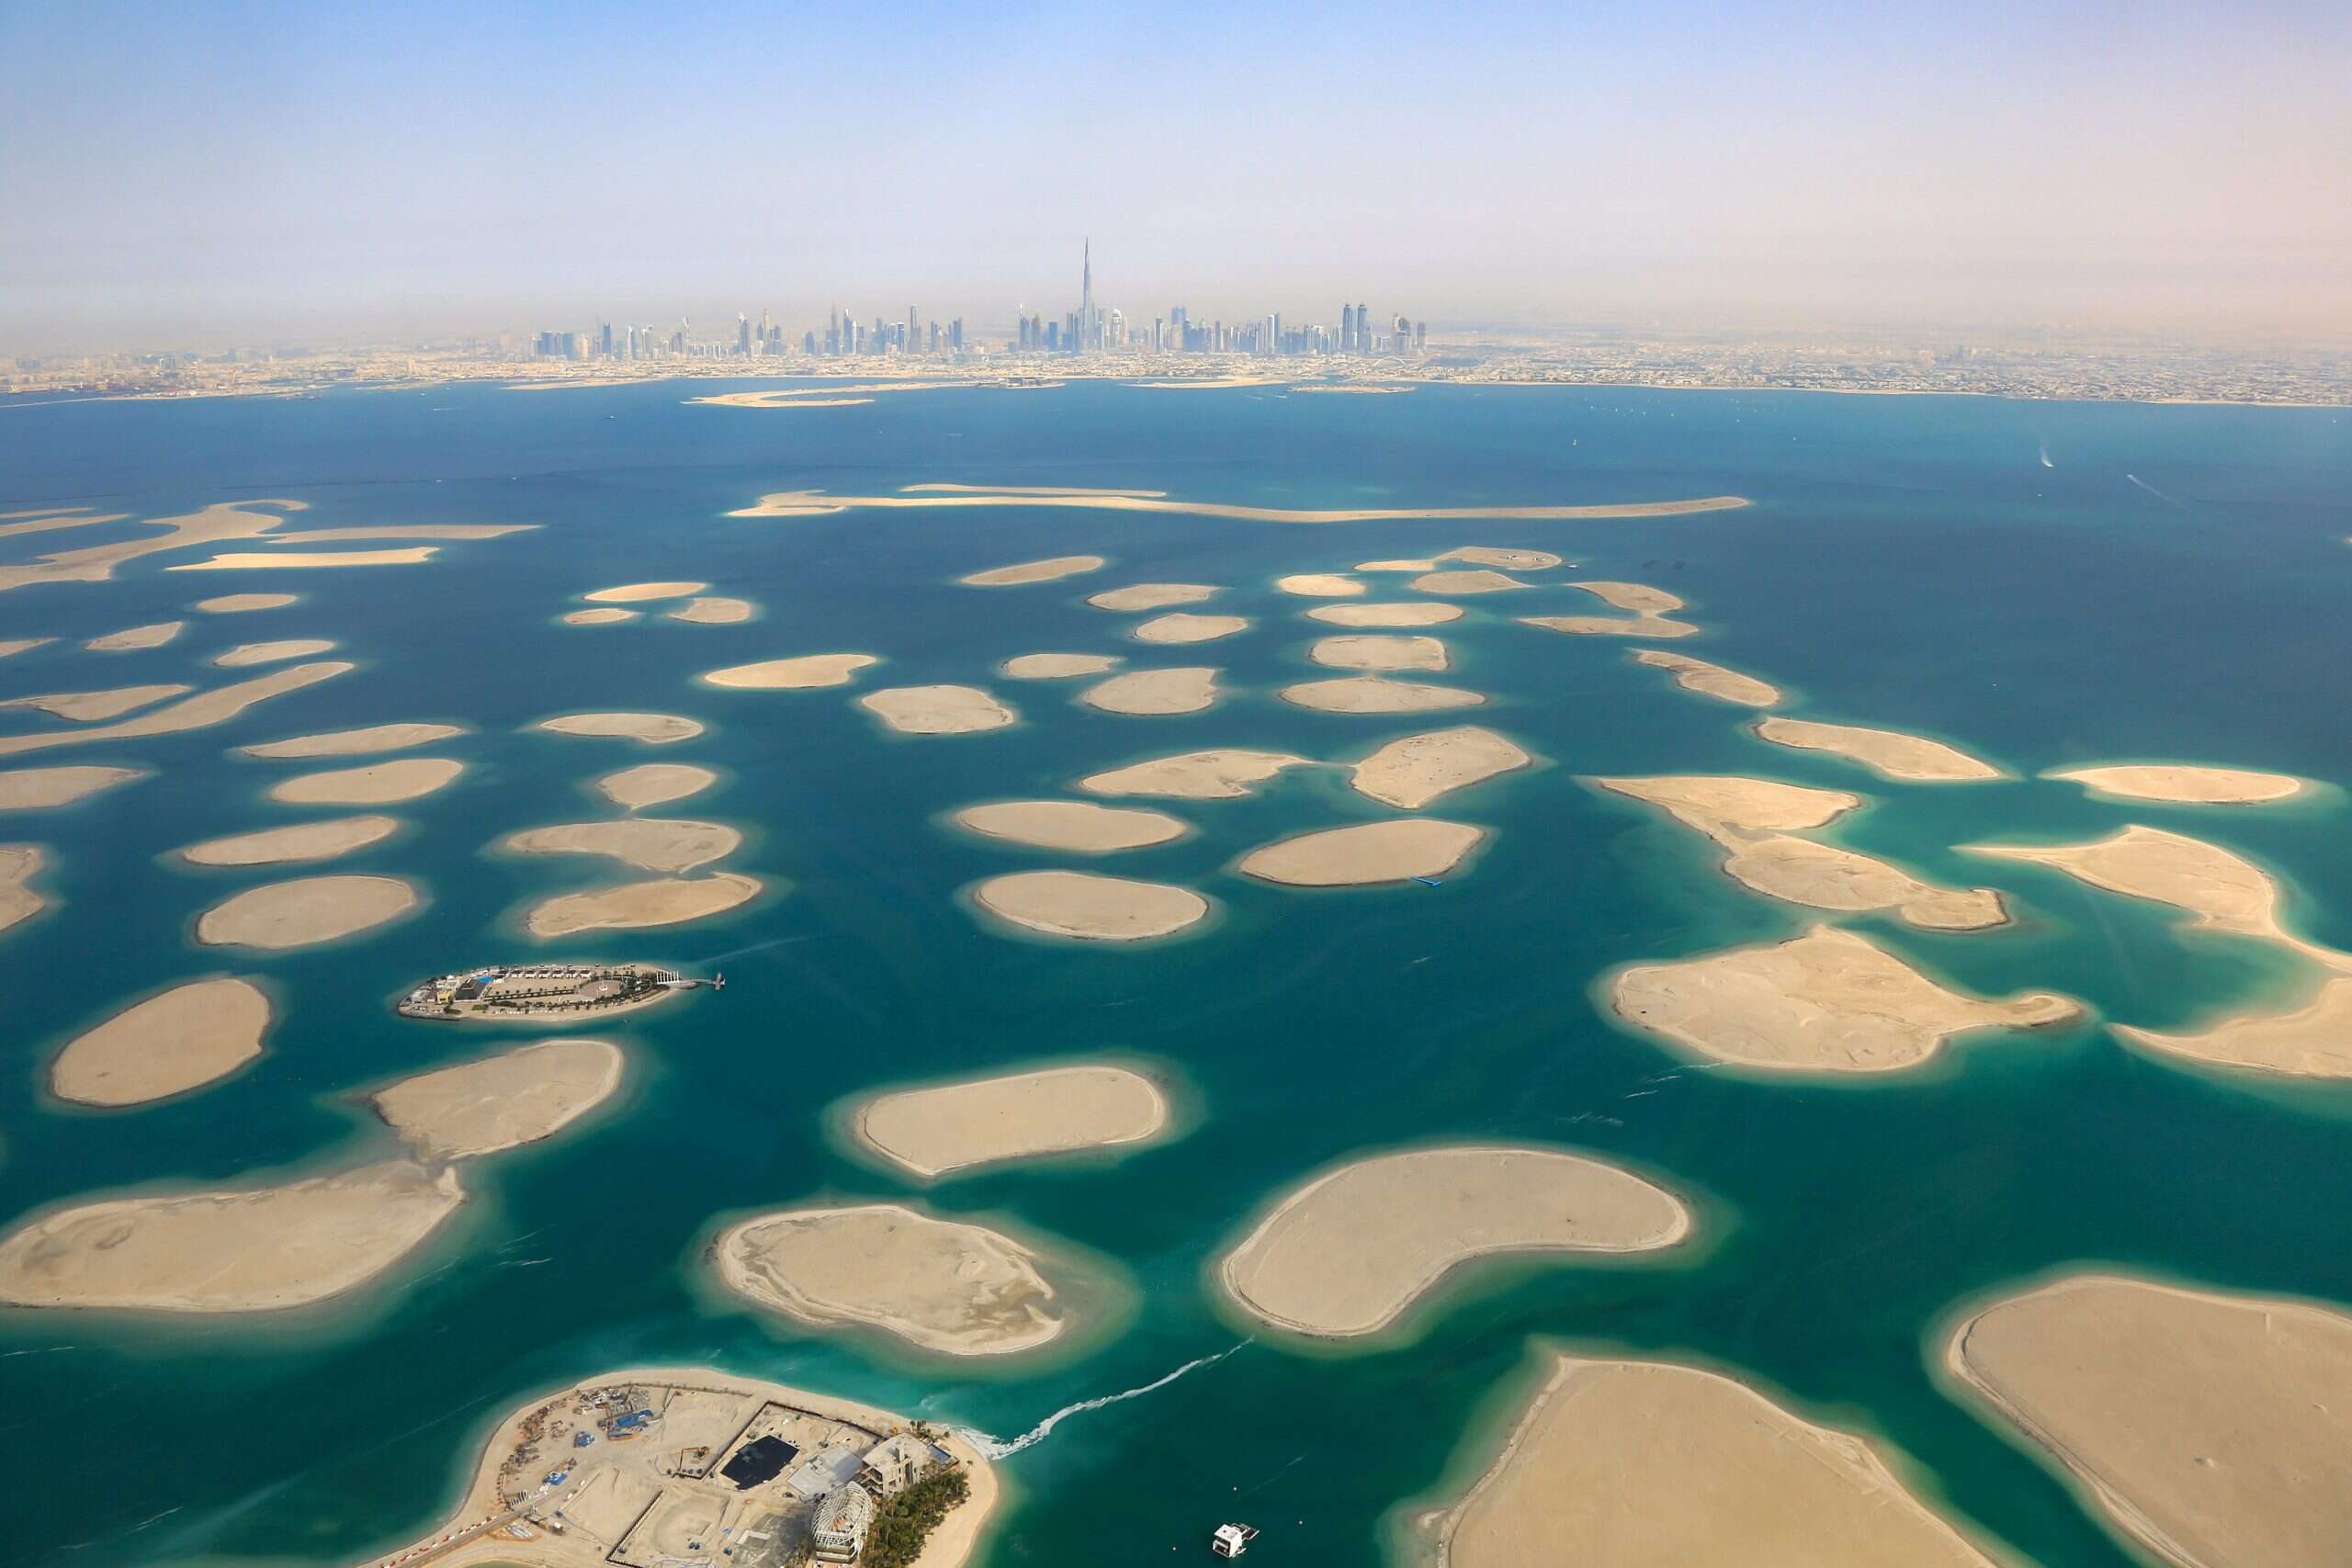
[809, 1482, 875, 1562]
[1211, 1521, 1260, 1558]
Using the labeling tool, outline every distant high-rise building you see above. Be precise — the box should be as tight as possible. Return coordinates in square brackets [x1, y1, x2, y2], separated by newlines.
[1413, 321, 1427, 354]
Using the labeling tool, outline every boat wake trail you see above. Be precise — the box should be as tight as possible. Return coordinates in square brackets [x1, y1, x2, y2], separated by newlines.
[696, 934, 809, 964]
[2124, 472, 2184, 507]
[958, 1345, 1245, 1459]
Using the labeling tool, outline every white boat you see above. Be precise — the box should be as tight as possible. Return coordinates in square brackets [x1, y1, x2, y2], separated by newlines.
[1210, 1522, 1260, 1558]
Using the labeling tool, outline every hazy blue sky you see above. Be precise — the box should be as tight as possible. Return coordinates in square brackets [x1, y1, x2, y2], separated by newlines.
[4, 0, 2347, 351]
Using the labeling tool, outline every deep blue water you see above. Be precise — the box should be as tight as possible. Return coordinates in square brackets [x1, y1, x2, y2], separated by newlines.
[0, 378, 2346, 1567]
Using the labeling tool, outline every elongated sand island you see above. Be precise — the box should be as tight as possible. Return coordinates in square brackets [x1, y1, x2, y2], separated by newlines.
[1219, 1145, 1690, 1339]
[1308, 601, 1463, 627]
[178, 814, 400, 866]
[192, 592, 297, 613]
[0, 1161, 462, 1312]
[859, 684, 1015, 734]
[1410, 569, 1529, 595]
[1280, 675, 1485, 714]
[1080, 666, 1221, 715]
[86, 619, 185, 650]
[1567, 580, 1683, 613]
[242, 720, 465, 758]
[959, 554, 1106, 585]
[953, 800, 1187, 852]
[1311, 633, 1449, 671]
[1430, 1352, 2001, 1568]
[1, 845, 45, 934]
[1753, 716, 2002, 781]
[214, 637, 336, 667]
[972, 869, 1208, 940]
[851, 1063, 1173, 1178]
[195, 874, 420, 950]
[0, 662, 351, 759]
[701, 652, 877, 689]
[595, 762, 716, 810]
[1275, 572, 1365, 597]
[1595, 775, 2007, 931]
[731, 485, 1750, 525]
[1088, 581, 1222, 612]
[1001, 651, 1122, 679]
[1080, 748, 1316, 798]
[537, 711, 705, 745]
[267, 755, 464, 805]
[1444, 546, 1564, 570]
[1519, 612, 1699, 638]
[1611, 925, 2078, 1073]
[2047, 762, 2308, 805]
[1632, 649, 1782, 706]
[713, 1204, 1072, 1356]
[0, 682, 190, 720]
[50, 976, 272, 1106]
[1351, 727, 1530, 808]
[1132, 611, 1250, 644]
[560, 606, 637, 626]
[1240, 819, 1487, 886]
[525, 873, 761, 937]
[2114, 975, 2352, 1077]
[504, 818, 741, 874]
[1946, 1272, 2352, 1568]
[582, 581, 707, 603]
[0, 764, 146, 809]
[371, 1038, 626, 1160]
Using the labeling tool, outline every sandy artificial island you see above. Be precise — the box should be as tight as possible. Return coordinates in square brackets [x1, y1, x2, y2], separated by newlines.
[1595, 774, 2007, 931]
[1001, 652, 1122, 679]
[1520, 613, 1699, 639]
[583, 581, 707, 603]
[2113, 975, 2352, 1078]
[1431, 1353, 2000, 1568]
[179, 815, 399, 866]
[1567, 580, 1683, 613]
[526, 873, 761, 937]
[86, 620, 184, 651]
[960, 555, 1106, 586]
[561, 606, 637, 626]
[595, 763, 717, 810]
[0, 845, 45, 934]
[0, 765, 145, 809]
[1308, 601, 1464, 627]
[667, 596, 754, 624]
[1352, 728, 1531, 808]
[1947, 1272, 2352, 1568]
[213, 638, 336, 667]
[195, 874, 420, 950]
[372, 1038, 626, 1160]
[973, 869, 1208, 940]
[1133, 612, 1250, 644]
[267, 756, 463, 806]
[713, 1204, 1071, 1356]
[1087, 582, 1220, 612]
[0, 663, 352, 760]
[1753, 716, 2002, 782]
[505, 818, 741, 874]
[1280, 676, 1485, 714]
[0, 683, 190, 721]
[1632, 649, 1782, 706]
[852, 1063, 1171, 1178]
[2047, 763, 2307, 805]
[1080, 749, 1316, 799]
[1411, 569, 1529, 595]
[192, 592, 296, 613]
[242, 721, 464, 758]
[1310, 634, 1448, 671]
[49, 976, 272, 1107]
[537, 712, 706, 745]
[1240, 819, 1487, 886]
[859, 684, 1015, 734]
[954, 800, 1186, 852]
[0, 1161, 462, 1313]
[703, 653, 877, 689]
[1218, 1145, 1689, 1338]
[1444, 547, 1564, 570]
[732, 486, 1751, 525]
[1275, 573, 1365, 597]
[1611, 924, 2078, 1073]
[1080, 667, 1221, 716]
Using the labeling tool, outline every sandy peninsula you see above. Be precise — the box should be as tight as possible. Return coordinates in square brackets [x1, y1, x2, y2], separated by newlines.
[242, 720, 464, 758]
[504, 818, 740, 874]
[583, 581, 706, 603]
[0, 1160, 462, 1313]
[973, 869, 1209, 940]
[1410, 569, 1528, 595]
[1001, 651, 1122, 679]
[1079, 749, 1316, 798]
[0, 662, 352, 760]
[852, 1063, 1172, 1179]
[0, 764, 145, 809]
[2114, 976, 2352, 1077]
[1519, 613, 1699, 639]
[196, 874, 421, 949]
[1311, 634, 1449, 671]
[1352, 728, 1531, 808]
[169, 547, 443, 570]
[665, 596, 754, 624]
[702, 653, 877, 689]
[1218, 1145, 1689, 1338]
[1279, 676, 1485, 714]
[1275, 572, 1365, 597]
[960, 555, 1107, 586]
[525, 873, 760, 937]
[1133, 612, 1250, 644]
[213, 637, 336, 667]
[713, 1204, 1070, 1356]
[560, 606, 639, 626]
[954, 800, 1186, 852]
[85, 620, 185, 651]
[859, 684, 1016, 734]
[1432, 1352, 2001, 1568]
[49, 976, 272, 1107]
[0, 682, 190, 721]
[1087, 581, 1221, 612]
[1753, 717, 2003, 781]
[192, 592, 296, 613]
[1946, 1272, 2352, 1568]
[731, 488, 1752, 525]
[595, 762, 717, 810]
[1444, 547, 1564, 570]
[537, 712, 706, 745]
[267, 756, 463, 806]
[1307, 601, 1464, 627]
[1632, 649, 1782, 706]
[2047, 763, 2307, 805]
[372, 1038, 626, 1160]
[1611, 925, 2078, 1073]
[0, 637, 50, 657]
[1240, 819, 1487, 886]
[178, 815, 399, 866]
[1567, 580, 1684, 613]
[1080, 667, 1220, 716]
[0, 844, 44, 934]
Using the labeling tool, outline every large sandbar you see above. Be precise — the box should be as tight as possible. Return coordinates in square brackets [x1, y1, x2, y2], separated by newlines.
[1520, 613, 1699, 638]
[1275, 573, 1365, 597]
[1218, 1145, 1689, 1338]
[960, 555, 1106, 586]
[1567, 580, 1684, 613]
[0, 663, 352, 759]
[1308, 601, 1464, 627]
[242, 720, 463, 758]
[213, 637, 336, 667]
[1754, 717, 2002, 781]
[49, 976, 272, 1107]
[1311, 634, 1448, 671]
[1132, 612, 1250, 644]
[192, 592, 296, 613]
[371, 1038, 625, 1160]
[2115, 976, 2352, 1078]
[2048, 763, 2307, 805]
[1279, 676, 1485, 714]
[169, 547, 441, 570]
[973, 869, 1208, 940]
[859, 684, 1016, 733]
[954, 800, 1186, 852]
[0, 765, 145, 809]
[1080, 749, 1315, 799]
[733, 488, 1751, 525]
[196, 874, 421, 949]
[1087, 582, 1221, 611]
[1352, 728, 1530, 808]
[525, 872, 761, 937]
[1410, 569, 1528, 594]
[504, 818, 740, 873]
[851, 1063, 1172, 1178]
[595, 762, 716, 810]
[0, 845, 45, 934]
[1633, 649, 1782, 706]
[703, 652, 877, 689]
[179, 815, 399, 866]
[537, 711, 706, 745]
[1001, 651, 1121, 679]
[267, 756, 463, 805]
[85, 620, 185, 651]
[583, 581, 707, 603]
[0, 683, 190, 721]
[1240, 819, 1487, 886]
[1080, 667, 1220, 715]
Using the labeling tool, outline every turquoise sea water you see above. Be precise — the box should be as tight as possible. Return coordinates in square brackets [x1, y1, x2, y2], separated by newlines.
[0, 380, 2347, 1567]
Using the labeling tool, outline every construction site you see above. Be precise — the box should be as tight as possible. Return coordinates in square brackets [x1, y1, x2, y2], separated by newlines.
[394, 964, 718, 1022]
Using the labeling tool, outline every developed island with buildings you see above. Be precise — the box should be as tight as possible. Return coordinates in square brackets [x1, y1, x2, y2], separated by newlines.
[395, 963, 719, 1022]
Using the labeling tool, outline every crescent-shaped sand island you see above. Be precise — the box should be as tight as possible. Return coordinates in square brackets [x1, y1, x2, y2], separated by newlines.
[1632, 649, 1783, 706]
[49, 976, 272, 1107]
[1753, 716, 2002, 782]
[195, 874, 420, 950]
[972, 869, 1209, 940]
[1945, 1271, 2352, 1568]
[1279, 675, 1485, 714]
[952, 800, 1187, 852]
[1240, 819, 1487, 886]
[1080, 749, 1316, 799]
[537, 711, 706, 745]
[712, 1204, 1074, 1356]
[266, 755, 464, 805]
[1218, 1145, 1690, 1339]
[701, 653, 877, 689]
[1080, 667, 1221, 716]
[1611, 925, 2079, 1073]
[849, 1062, 1173, 1179]
[2046, 762, 2308, 805]
[1351, 727, 1531, 808]
[858, 684, 1015, 734]
[1427, 1351, 2002, 1568]
[370, 1038, 625, 1160]
[525, 873, 761, 938]
[2112, 975, 2352, 1078]
[959, 554, 1107, 586]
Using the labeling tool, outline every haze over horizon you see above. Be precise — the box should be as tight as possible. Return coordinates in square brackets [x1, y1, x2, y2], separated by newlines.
[5, 0, 2348, 355]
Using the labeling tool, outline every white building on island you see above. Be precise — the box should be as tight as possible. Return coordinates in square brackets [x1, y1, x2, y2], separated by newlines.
[809, 1483, 875, 1562]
